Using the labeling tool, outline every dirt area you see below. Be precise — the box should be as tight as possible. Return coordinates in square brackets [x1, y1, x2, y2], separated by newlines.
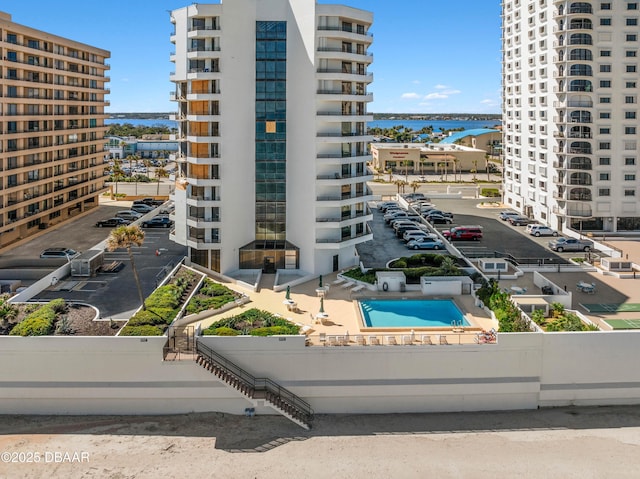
[1, 406, 639, 478]
[65, 304, 125, 336]
[1, 302, 125, 336]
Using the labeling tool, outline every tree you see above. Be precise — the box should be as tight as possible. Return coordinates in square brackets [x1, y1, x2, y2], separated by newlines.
[453, 158, 461, 182]
[471, 159, 478, 182]
[143, 158, 152, 180]
[106, 225, 146, 310]
[385, 168, 393, 182]
[485, 154, 491, 182]
[111, 158, 124, 197]
[155, 166, 170, 196]
[393, 179, 407, 194]
[409, 180, 421, 194]
[127, 154, 141, 195]
[401, 160, 411, 182]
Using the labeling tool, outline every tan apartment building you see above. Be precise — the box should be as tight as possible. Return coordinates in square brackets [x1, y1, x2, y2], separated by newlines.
[0, 12, 110, 248]
[370, 143, 486, 177]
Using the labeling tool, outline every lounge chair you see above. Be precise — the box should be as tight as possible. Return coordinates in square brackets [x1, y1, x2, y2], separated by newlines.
[341, 281, 356, 289]
[339, 335, 350, 346]
[439, 335, 450, 345]
[319, 332, 327, 346]
[327, 335, 339, 346]
[369, 335, 381, 346]
[299, 324, 315, 335]
[421, 335, 433, 345]
[402, 335, 413, 345]
[356, 335, 366, 346]
[386, 335, 398, 345]
[351, 284, 366, 293]
[333, 277, 346, 285]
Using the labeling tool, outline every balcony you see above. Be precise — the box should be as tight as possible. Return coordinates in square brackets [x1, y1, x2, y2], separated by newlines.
[315, 225, 373, 249]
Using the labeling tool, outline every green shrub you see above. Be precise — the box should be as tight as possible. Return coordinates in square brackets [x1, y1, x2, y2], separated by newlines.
[207, 326, 240, 336]
[202, 308, 299, 335]
[341, 268, 377, 284]
[481, 188, 500, 197]
[49, 298, 67, 314]
[128, 310, 169, 326]
[250, 325, 299, 336]
[393, 259, 407, 268]
[9, 301, 60, 336]
[119, 325, 164, 336]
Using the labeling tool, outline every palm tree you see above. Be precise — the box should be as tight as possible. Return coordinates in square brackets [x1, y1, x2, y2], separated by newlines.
[111, 158, 124, 197]
[471, 159, 478, 182]
[409, 180, 421, 194]
[155, 166, 170, 196]
[453, 158, 461, 182]
[126, 154, 140, 196]
[485, 154, 491, 182]
[402, 160, 411, 182]
[143, 158, 152, 180]
[393, 179, 407, 194]
[385, 168, 393, 182]
[106, 225, 146, 310]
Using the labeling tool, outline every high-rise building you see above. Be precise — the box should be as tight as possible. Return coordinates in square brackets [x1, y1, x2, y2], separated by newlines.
[0, 12, 110, 248]
[502, 1, 640, 234]
[169, 0, 374, 275]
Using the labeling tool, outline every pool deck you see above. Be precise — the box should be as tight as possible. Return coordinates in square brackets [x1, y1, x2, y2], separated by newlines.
[193, 271, 496, 346]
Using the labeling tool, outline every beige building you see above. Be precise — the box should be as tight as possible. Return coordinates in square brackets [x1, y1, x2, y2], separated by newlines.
[370, 143, 486, 177]
[0, 12, 110, 248]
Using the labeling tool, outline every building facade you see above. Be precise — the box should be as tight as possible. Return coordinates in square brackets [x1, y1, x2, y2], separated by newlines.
[370, 143, 487, 178]
[169, 0, 374, 275]
[0, 12, 110, 248]
[502, 1, 640, 233]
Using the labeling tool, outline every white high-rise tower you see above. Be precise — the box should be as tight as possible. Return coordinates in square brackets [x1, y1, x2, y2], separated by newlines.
[502, 1, 640, 234]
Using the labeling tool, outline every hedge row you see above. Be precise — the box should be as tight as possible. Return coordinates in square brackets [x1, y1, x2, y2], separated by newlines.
[9, 299, 66, 337]
[202, 308, 300, 336]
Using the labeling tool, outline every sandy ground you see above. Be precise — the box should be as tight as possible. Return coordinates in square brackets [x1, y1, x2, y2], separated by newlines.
[1, 406, 640, 478]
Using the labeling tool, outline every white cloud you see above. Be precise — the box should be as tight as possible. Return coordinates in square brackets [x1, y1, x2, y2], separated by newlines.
[424, 92, 448, 100]
[412, 80, 421, 84]
[441, 89, 461, 95]
[401, 92, 422, 99]
[434, 84, 449, 90]
[480, 99, 495, 104]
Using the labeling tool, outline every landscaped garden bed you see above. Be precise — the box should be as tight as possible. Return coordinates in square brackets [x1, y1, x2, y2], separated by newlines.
[184, 278, 242, 315]
[1, 297, 123, 336]
[119, 266, 202, 336]
[202, 308, 300, 336]
[342, 253, 466, 285]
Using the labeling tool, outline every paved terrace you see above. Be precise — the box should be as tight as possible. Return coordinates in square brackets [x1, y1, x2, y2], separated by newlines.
[191, 271, 496, 347]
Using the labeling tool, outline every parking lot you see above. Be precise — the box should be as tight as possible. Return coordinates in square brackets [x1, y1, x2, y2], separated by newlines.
[0, 200, 187, 319]
[357, 197, 583, 268]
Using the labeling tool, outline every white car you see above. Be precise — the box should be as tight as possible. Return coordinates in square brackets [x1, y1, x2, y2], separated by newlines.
[403, 231, 437, 243]
[529, 225, 559, 237]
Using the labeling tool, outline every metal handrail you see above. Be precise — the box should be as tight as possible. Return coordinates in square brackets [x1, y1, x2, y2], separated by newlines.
[196, 341, 314, 423]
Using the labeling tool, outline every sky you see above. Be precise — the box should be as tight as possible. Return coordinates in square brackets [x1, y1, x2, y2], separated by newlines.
[4, 1, 502, 114]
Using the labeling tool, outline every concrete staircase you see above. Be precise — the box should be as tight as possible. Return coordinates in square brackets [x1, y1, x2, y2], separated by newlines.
[195, 342, 314, 430]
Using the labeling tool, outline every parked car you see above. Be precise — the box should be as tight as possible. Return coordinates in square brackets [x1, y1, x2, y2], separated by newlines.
[406, 238, 446, 250]
[508, 215, 532, 226]
[95, 217, 130, 228]
[525, 223, 544, 234]
[427, 214, 454, 225]
[395, 224, 424, 237]
[40, 247, 80, 259]
[115, 210, 143, 221]
[423, 210, 454, 219]
[130, 203, 155, 214]
[159, 202, 175, 215]
[384, 211, 409, 223]
[548, 237, 593, 252]
[529, 225, 558, 237]
[133, 197, 165, 207]
[392, 220, 420, 231]
[378, 201, 398, 211]
[141, 216, 174, 229]
[442, 226, 483, 241]
[380, 203, 400, 212]
[403, 231, 437, 243]
[499, 211, 520, 221]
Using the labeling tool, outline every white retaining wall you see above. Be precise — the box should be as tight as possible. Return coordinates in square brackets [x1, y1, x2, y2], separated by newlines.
[1, 331, 640, 416]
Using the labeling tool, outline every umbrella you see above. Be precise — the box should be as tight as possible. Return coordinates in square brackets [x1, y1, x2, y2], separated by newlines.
[285, 285, 291, 300]
[319, 296, 325, 314]
[319, 275, 323, 288]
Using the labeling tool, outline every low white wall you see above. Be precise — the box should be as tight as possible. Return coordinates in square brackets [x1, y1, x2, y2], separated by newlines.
[1, 331, 640, 416]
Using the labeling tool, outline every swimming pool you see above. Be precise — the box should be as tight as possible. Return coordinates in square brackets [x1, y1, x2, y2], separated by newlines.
[359, 299, 469, 328]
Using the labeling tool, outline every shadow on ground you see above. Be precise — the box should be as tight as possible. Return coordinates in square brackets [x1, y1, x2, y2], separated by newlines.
[2, 405, 639, 453]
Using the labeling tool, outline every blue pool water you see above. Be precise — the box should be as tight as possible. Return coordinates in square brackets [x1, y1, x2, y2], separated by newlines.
[359, 299, 468, 328]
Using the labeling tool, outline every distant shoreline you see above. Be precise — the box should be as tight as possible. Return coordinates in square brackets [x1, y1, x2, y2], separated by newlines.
[107, 112, 502, 121]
